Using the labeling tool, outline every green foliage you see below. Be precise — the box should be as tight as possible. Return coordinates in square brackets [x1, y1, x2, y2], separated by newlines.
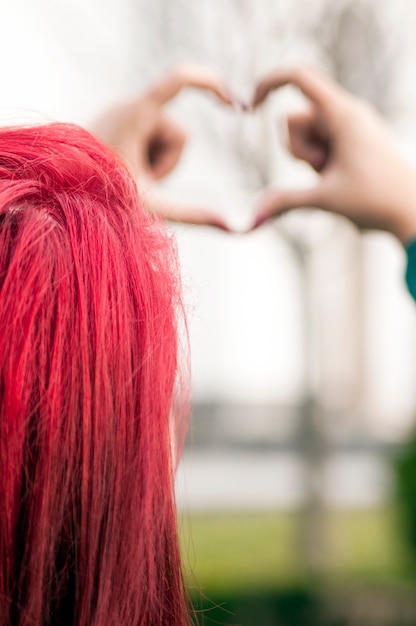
[190, 588, 322, 626]
[394, 433, 416, 572]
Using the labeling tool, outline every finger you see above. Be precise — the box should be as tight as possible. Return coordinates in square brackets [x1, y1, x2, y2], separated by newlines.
[148, 118, 187, 180]
[252, 186, 323, 229]
[149, 142, 184, 180]
[146, 64, 234, 106]
[252, 65, 347, 112]
[142, 192, 231, 230]
[287, 113, 328, 171]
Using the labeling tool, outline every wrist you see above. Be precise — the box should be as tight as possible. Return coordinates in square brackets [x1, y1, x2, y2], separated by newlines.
[391, 214, 416, 246]
[387, 166, 416, 245]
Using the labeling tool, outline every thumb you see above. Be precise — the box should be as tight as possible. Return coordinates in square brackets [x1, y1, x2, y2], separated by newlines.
[251, 185, 323, 229]
[142, 192, 232, 231]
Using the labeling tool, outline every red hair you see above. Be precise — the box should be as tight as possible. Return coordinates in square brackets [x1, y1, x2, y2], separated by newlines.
[0, 124, 190, 625]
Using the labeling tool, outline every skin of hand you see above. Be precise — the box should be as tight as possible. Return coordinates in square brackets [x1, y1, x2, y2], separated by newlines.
[251, 65, 416, 244]
[93, 65, 234, 229]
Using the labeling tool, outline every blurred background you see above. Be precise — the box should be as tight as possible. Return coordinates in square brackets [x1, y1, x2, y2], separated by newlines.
[4, 0, 416, 623]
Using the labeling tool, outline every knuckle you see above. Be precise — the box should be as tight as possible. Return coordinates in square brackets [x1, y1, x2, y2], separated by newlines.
[290, 64, 308, 83]
[168, 64, 188, 85]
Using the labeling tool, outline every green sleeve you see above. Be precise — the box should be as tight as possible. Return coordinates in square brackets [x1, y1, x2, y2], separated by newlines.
[405, 240, 416, 301]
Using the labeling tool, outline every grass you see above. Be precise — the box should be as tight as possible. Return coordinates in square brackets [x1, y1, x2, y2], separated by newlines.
[179, 508, 412, 595]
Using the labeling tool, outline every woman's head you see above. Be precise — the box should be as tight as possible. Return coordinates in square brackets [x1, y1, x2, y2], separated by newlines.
[0, 124, 189, 625]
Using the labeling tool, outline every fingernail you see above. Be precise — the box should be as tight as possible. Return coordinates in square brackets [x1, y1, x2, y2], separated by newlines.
[233, 99, 251, 113]
[252, 214, 267, 229]
[241, 101, 253, 113]
[232, 101, 243, 115]
[222, 87, 237, 105]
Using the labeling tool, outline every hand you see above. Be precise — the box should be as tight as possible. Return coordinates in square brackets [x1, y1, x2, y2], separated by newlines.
[251, 65, 416, 243]
[93, 65, 234, 229]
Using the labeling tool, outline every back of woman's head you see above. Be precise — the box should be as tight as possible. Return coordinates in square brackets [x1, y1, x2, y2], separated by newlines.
[0, 124, 190, 626]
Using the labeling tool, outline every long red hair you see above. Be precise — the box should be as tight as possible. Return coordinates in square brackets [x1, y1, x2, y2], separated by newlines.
[0, 123, 190, 625]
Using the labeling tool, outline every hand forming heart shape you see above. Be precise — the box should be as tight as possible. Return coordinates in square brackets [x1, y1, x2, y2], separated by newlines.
[93, 64, 416, 244]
